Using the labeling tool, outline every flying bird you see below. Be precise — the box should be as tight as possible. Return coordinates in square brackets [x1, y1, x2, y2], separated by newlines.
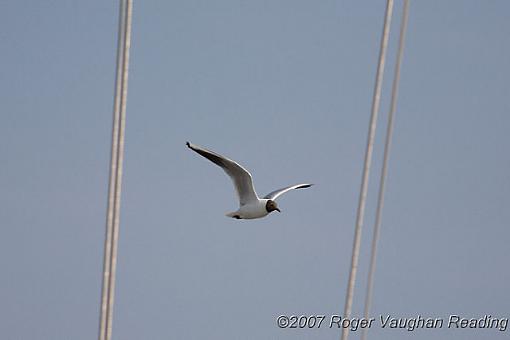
[186, 142, 313, 219]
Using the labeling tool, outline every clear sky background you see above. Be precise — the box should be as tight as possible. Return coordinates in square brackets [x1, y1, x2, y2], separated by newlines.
[1, 1, 509, 339]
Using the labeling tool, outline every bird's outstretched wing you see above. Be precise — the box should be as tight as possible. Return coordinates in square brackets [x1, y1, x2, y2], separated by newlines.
[263, 183, 313, 200]
[186, 142, 259, 205]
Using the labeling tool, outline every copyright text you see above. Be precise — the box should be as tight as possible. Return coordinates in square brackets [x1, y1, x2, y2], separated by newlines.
[276, 314, 508, 332]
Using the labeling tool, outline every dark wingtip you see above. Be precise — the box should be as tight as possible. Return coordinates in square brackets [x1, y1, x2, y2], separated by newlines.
[300, 184, 313, 189]
[186, 141, 191, 148]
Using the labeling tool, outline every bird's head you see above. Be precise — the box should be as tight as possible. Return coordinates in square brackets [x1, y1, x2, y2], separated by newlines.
[265, 200, 281, 213]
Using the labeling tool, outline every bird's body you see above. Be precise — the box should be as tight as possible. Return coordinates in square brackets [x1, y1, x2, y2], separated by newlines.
[225, 199, 272, 220]
[186, 142, 312, 220]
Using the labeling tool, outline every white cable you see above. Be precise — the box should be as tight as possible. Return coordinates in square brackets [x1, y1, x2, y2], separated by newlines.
[361, 2, 409, 339]
[99, 1, 133, 340]
[340, 1, 394, 339]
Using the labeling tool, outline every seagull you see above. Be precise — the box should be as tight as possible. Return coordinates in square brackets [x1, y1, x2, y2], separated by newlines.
[186, 142, 313, 219]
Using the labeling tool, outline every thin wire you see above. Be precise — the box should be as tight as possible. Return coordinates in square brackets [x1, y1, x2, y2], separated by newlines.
[361, 2, 409, 339]
[99, 1, 133, 340]
[340, 1, 394, 340]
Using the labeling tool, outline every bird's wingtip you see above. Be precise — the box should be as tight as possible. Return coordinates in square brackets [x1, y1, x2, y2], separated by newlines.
[186, 141, 191, 148]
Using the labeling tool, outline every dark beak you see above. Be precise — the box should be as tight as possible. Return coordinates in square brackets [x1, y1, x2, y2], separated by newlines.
[275, 208, 281, 212]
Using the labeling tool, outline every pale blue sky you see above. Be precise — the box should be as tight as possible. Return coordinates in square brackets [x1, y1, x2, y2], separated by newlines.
[1, 1, 509, 339]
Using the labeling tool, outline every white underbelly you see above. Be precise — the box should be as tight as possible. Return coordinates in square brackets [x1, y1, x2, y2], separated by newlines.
[237, 202, 268, 219]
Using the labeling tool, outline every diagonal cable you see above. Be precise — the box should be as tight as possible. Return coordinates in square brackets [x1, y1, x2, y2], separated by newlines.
[99, 1, 133, 340]
[340, 1, 394, 339]
[361, 2, 410, 339]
